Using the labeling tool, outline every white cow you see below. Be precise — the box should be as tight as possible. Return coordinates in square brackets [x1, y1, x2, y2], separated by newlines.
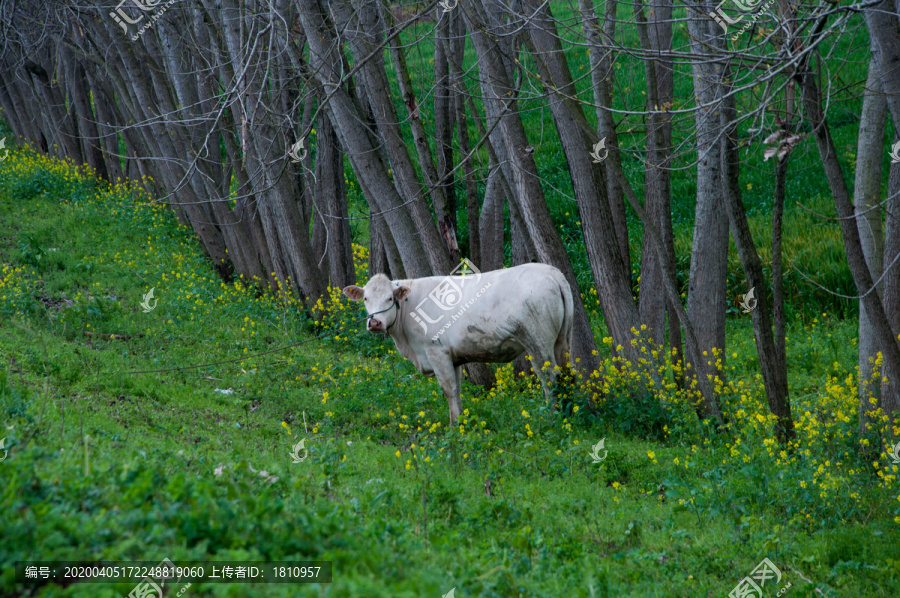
[342, 263, 573, 425]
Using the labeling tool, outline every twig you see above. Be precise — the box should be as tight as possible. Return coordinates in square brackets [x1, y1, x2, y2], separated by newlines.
[83, 331, 145, 340]
[789, 567, 825, 596]
[84, 434, 91, 477]
[496, 445, 527, 461]
[421, 479, 428, 549]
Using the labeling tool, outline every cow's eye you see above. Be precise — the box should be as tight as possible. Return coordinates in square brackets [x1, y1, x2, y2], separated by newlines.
[364, 298, 367, 301]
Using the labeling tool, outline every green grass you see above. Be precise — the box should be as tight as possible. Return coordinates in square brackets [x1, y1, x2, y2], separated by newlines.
[0, 7, 893, 595]
[0, 138, 898, 597]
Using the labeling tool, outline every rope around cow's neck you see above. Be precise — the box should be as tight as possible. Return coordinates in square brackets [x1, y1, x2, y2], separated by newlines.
[367, 297, 400, 333]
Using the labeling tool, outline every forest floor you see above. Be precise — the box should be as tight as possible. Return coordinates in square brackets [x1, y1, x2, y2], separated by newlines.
[1, 149, 898, 597]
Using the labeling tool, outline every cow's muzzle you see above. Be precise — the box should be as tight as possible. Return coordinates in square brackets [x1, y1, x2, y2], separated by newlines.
[365, 299, 400, 334]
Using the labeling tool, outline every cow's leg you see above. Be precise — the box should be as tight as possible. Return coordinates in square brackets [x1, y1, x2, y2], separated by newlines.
[428, 351, 462, 426]
[454, 366, 464, 418]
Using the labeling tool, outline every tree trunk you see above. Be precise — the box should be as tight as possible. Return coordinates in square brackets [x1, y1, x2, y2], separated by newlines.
[721, 85, 794, 441]
[64, 52, 109, 181]
[865, 0, 900, 425]
[684, 7, 729, 395]
[480, 162, 506, 272]
[519, 0, 641, 371]
[295, 0, 432, 278]
[315, 111, 356, 289]
[634, 0, 665, 350]
[433, 6, 460, 261]
[453, 11, 481, 267]
[338, 0, 452, 275]
[578, 0, 630, 275]
[796, 58, 900, 425]
[382, 3, 460, 265]
[466, 0, 601, 371]
[854, 57, 887, 434]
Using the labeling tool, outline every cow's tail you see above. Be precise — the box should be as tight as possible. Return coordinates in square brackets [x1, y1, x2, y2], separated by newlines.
[554, 273, 574, 369]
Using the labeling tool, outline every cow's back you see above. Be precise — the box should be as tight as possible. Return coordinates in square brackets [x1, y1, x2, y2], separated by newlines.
[396, 263, 571, 368]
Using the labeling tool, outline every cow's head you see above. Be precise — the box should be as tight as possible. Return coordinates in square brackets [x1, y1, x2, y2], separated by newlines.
[343, 274, 410, 333]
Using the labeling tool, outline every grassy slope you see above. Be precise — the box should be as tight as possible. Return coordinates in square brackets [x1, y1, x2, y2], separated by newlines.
[0, 6, 897, 596]
[0, 144, 898, 598]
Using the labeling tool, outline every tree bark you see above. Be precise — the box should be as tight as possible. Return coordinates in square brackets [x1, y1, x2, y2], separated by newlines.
[383, 3, 460, 265]
[519, 0, 641, 371]
[721, 87, 794, 441]
[314, 111, 356, 289]
[684, 6, 730, 393]
[578, 0, 630, 275]
[465, 0, 601, 371]
[865, 0, 900, 424]
[337, 0, 452, 275]
[854, 57, 887, 434]
[480, 162, 506, 272]
[296, 0, 432, 278]
[796, 56, 900, 424]
[433, 6, 460, 261]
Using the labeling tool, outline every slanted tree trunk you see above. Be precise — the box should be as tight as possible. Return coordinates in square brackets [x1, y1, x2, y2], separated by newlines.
[519, 0, 641, 371]
[25, 56, 83, 162]
[796, 53, 900, 426]
[0, 79, 32, 143]
[721, 84, 794, 441]
[338, 0, 452, 275]
[383, 3, 460, 266]
[295, 0, 431, 278]
[465, 0, 601, 371]
[86, 73, 124, 182]
[63, 51, 109, 181]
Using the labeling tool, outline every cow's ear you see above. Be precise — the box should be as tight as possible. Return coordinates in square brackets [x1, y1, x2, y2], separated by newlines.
[394, 286, 411, 301]
[343, 285, 365, 301]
